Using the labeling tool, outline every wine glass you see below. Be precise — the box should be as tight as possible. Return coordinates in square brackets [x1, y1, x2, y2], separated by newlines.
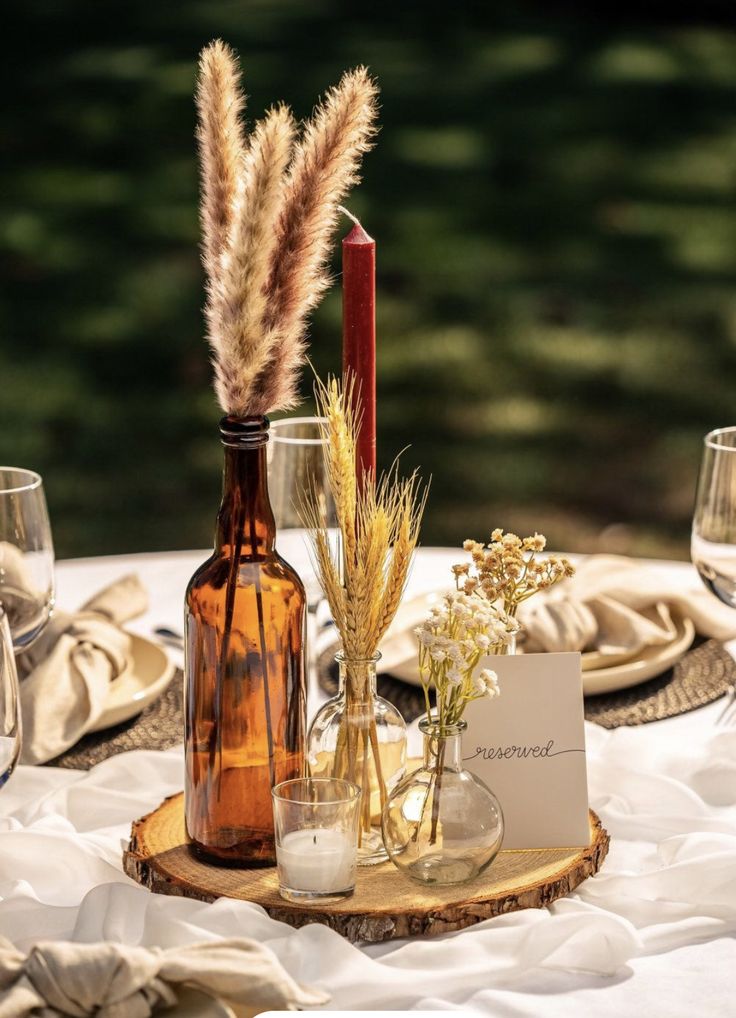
[0, 468, 55, 649]
[692, 427, 736, 607]
[0, 608, 21, 786]
[268, 418, 337, 604]
[268, 417, 337, 531]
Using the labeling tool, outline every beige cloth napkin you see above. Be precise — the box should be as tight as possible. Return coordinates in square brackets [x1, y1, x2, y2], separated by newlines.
[331, 554, 736, 684]
[17, 575, 149, 765]
[518, 555, 736, 655]
[0, 935, 328, 1017]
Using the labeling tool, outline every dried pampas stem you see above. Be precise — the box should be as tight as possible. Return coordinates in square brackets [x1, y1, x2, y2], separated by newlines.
[257, 68, 379, 412]
[196, 40, 247, 292]
[211, 105, 296, 416]
[196, 42, 378, 418]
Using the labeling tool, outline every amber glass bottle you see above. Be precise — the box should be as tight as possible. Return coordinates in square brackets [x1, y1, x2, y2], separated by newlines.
[184, 416, 307, 865]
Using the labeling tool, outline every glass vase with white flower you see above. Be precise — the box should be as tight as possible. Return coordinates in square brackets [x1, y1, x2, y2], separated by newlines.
[381, 586, 517, 886]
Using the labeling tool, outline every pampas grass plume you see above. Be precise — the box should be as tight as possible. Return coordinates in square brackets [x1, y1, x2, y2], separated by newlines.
[196, 42, 378, 417]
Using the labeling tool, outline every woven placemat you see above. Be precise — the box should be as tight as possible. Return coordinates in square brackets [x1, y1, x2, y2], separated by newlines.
[47, 638, 735, 770]
[318, 638, 735, 729]
[584, 638, 734, 728]
[48, 671, 184, 770]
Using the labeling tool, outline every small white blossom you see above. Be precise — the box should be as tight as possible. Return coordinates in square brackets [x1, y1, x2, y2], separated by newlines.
[417, 575, 509, 725]
[414, 627, 435, 648]
[479, 668, 500, 698]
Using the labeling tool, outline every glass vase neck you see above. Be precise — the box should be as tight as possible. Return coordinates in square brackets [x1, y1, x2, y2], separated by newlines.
[215, 415, 275, 557]
[335, 652, 380, 701]
[419, 717, 466, 772]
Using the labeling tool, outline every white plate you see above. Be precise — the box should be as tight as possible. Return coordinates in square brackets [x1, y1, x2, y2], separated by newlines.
[378, 594, 695, 697]
[89, 632, 176, 732]
[582, 608, 695, 696]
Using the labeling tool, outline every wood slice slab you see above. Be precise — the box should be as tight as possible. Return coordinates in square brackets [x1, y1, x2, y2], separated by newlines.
[124, 793, 609, 944]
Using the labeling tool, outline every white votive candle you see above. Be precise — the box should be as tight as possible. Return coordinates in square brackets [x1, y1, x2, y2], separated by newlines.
[276, 827, 357, 893]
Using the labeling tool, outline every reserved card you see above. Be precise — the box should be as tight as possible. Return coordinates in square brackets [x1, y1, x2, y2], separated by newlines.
[462, 652, 589, 850]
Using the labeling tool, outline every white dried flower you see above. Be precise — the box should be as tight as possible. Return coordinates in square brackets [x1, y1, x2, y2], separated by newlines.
[416, 572, 510, 725]
[479, 668, 500, 698]
[414, 627, 435, 648]
[448, 643, 465, 664]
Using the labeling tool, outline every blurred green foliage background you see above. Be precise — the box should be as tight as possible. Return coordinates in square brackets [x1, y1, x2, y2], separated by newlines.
[2, 2, 736, 559]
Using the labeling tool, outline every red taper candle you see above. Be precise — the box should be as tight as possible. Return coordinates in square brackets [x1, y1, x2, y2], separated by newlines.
[341, 213, 376, 487]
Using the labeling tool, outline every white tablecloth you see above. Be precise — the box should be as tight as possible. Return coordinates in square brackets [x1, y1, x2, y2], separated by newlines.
[1, 542, 735, 1015]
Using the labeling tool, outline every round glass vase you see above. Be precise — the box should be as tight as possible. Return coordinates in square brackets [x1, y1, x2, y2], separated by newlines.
[381, 718, 504, 886]
[307, 653, 406, 865]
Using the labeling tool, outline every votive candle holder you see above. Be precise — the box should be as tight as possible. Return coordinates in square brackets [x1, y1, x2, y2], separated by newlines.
[272, 777, 361, 904]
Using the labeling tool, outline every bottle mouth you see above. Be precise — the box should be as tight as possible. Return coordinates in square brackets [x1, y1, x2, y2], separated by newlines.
[335, 651, 382, 665]
[419, 716, 467, 737]
[219, 415, 269, 449]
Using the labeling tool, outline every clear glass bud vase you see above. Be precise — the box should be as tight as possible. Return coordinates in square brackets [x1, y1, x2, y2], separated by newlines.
[308, 653, 406, 865]
[381, 718, 504, 885]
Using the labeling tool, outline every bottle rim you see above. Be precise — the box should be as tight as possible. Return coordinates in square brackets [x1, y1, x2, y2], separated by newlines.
[219, 415, 269, 448]
[335, 650, 382, 665]
[419, 716, 468, 737]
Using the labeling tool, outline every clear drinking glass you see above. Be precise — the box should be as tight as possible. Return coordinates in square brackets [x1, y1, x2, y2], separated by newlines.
[272, 777, 361, 904]
[268, 417, 337, 532]
[0, 468, 55, 649]
[0, 608, 22, 786]
[268, 418, 338, 603]
[691, 427, 736, 607]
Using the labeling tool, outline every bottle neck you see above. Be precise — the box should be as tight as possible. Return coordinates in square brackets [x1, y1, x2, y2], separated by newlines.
[420, 720, 465, 772]
[500, 633, 517, 656]
[336, 654, 378, 702]
[215, 416, 275, 558]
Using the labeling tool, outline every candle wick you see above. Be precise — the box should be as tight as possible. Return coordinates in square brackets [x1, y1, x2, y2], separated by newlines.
[313, 834, 317, 845]
[337, 204, 362, 229]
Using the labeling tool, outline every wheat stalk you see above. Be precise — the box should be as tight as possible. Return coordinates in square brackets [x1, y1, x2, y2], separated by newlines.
[299, 374, 426, 831]
[196, 43, 378, 418]
[300, 373, 426, 662]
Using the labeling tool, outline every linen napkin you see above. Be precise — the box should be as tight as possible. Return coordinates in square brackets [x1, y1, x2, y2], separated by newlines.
[316, 554, 736, 683]
[17, 575, 149, 766]
[0, 935, 329, 1017]
[518, 555, 736, 655]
